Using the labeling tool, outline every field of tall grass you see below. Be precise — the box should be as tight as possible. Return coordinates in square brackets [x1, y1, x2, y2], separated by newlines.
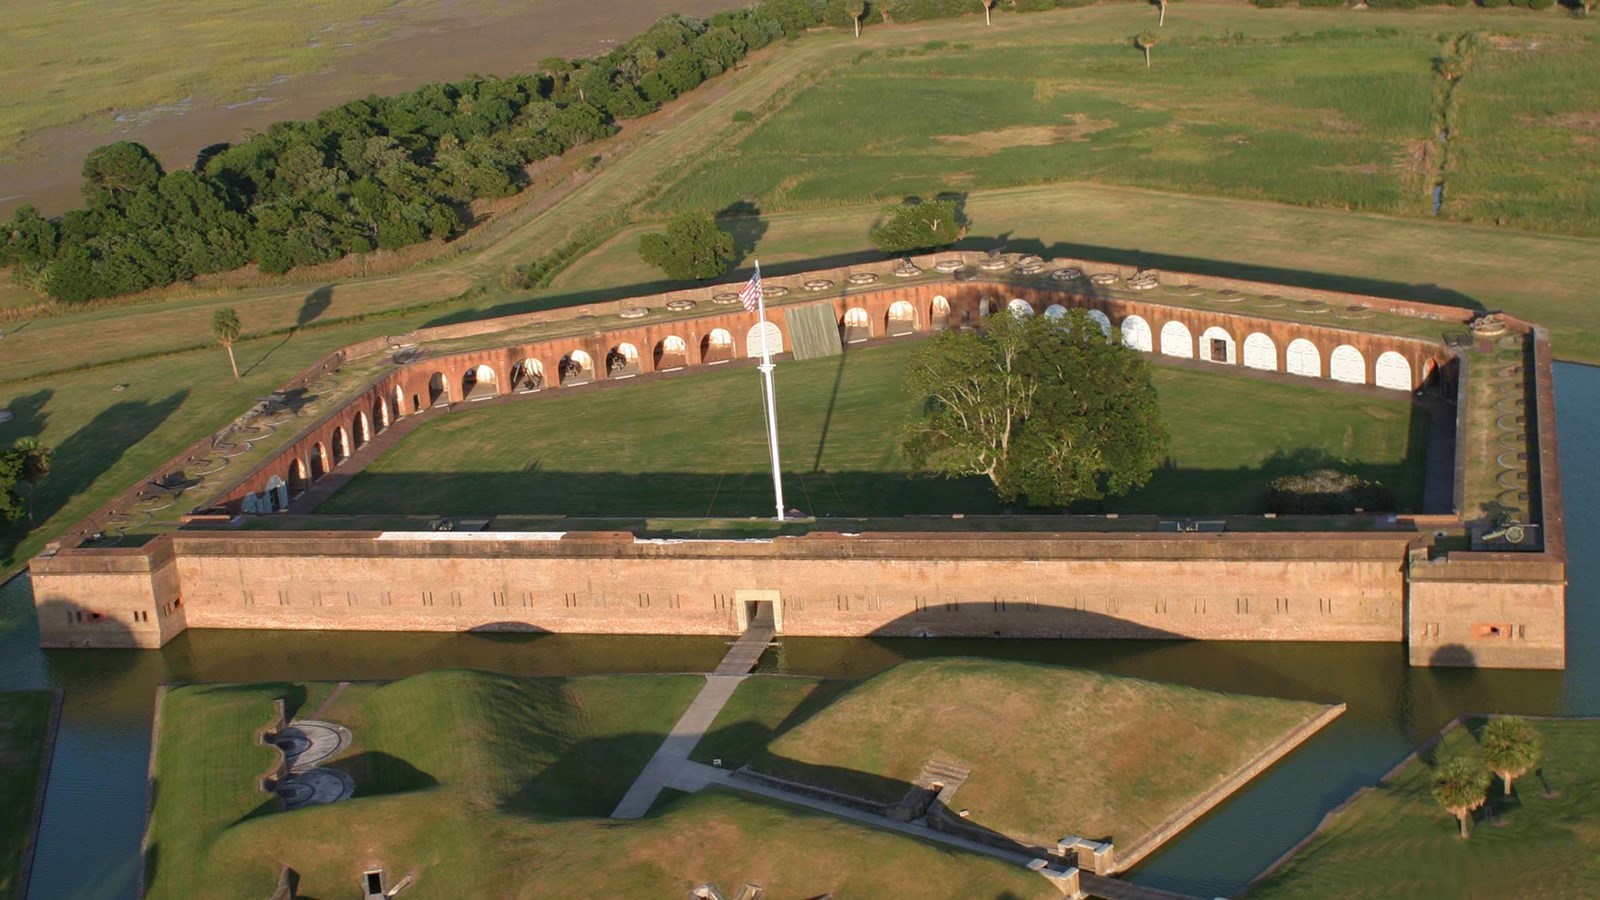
[2, 0, 398, 155]
[650, 14, 1599, 236]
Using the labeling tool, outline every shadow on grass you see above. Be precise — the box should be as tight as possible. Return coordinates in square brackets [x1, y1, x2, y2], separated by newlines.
[972, 234, 1487, 313]
[333, 751, 438, 797]
[316, 440, 1427, 519]
[501, 732, 691, 818]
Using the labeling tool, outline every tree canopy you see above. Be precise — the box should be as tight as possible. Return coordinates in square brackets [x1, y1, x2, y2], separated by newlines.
[1481, 716, 1541, 796]
[2, 6, 823, 304]
[0, 439, 53, 524]
[871, 199, 965, 254]
[902, 308, 1170, 507]
[638, 213, 735, 280]
[1431, 755, 1491, 838]
[212, 307, 243, 379]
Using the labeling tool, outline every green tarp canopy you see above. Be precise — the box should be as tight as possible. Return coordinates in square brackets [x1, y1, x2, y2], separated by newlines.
[783, 303, 844, 361]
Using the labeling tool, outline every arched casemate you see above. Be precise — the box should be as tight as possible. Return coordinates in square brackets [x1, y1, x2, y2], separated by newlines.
[608, 342, 642, 377]
[1375, 351, 1413, 391]
[393, 385, 408, 417]
[1242, 333, 1277, 371]
[1044, 304, 1068, 321]
[886, 300, 918, 337]
[1086, 309, 1113, 340]
[655, 336, 689, 370]
[372, 398, 390, 431]
[287, 458, 309, 497]
[559, 349, 595, 385]
[1160, 321, 1194, 358]
[462, 364, 498, 400]
[930, 295, 951, 330]
[1121, 315, 1153, 352]
[747, 322, 783, 357]
[1199, 326, 1236, 365]
[427, 371, 450, 406]
[1007, 298, 1034, 317]
[309, 443, 329, 481]
[703, 328, 735, 363]
[1329, 345, 1366, 385]
[353, 411, 371, 449]
[511, 358, 545, 391]
[842, 307, 872, 344]
[332, 427, 351, 465]
[1286, 339, 1321, 378]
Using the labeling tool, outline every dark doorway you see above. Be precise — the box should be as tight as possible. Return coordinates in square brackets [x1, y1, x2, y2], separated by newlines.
[745, 600, 775, 629]
[1210, 338, 1229, 362]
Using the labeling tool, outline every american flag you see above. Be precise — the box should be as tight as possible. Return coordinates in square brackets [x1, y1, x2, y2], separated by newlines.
[738, 263, 763, 314]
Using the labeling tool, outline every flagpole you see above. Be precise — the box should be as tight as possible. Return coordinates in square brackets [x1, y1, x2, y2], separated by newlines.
[753, 260, 786, 521]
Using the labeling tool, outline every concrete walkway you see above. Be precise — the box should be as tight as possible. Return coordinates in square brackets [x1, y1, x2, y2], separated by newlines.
[612, 625, 775, 818]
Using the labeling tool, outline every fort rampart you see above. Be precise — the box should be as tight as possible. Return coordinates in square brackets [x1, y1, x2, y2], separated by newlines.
[28, 254, 1566, 669]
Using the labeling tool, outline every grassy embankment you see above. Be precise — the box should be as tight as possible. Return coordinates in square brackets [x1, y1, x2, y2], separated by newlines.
[3, 6, 1597, 579]
[1249, 718, 1600, 898]
[144, 670, 1055, 899]
[320, 338, 1428, 517]
[692, 658, 1332, 848]
[0, 690, 54, 899]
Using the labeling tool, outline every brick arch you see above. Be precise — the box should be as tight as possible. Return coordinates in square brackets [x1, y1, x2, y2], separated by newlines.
[654, 335, 689, 370]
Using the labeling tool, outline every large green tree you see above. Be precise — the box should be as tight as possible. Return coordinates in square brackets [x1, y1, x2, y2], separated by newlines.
[1431, 755, 1491, 839]
[871, 199, 965, 255]
[1481, 716, 1541, 797]
[902, 308, 1170, 507]
[0, 439, 53, 524]
[638, 213, 735, 280]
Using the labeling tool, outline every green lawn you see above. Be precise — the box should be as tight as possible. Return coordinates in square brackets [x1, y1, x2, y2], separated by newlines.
[0, 691, 54, 900]
[690, 676, 854, 769]
[745, 659, 1332, 847]
[320, 339, 1427, 517]
[145, 671, 1056, 899]
[1249, 718, 1600, 899]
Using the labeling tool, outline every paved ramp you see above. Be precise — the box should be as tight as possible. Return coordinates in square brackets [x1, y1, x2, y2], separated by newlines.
[611, 624, 775, 818]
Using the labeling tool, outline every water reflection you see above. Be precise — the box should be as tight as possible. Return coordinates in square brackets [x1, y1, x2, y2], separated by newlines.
[1, 360, 1595, 899]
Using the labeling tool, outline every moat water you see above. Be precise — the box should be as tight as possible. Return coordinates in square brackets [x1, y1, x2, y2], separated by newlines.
[3, 361, 1597, 900]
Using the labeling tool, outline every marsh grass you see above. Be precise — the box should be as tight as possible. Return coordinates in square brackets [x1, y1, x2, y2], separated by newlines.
[1, 0, 398, 155]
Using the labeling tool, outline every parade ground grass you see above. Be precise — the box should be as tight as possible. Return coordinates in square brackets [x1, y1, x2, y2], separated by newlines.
[1249, 718, 1600, 898]
[0, 691, 53, 899]
[694, 659, 1332, 848]
[142, 669, 1060, 899]
[320, 339, 1428, 518]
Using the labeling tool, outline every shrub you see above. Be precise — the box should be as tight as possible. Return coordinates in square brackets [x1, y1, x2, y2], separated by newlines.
[1298, 0, 1347, 8]
[1478, 0, 1509, 8]
[1529, 0, 1556, 8]
[1267, 469, 1395, 515]
[1252, 0, 1289, 8]
[732, 109, 756, 123]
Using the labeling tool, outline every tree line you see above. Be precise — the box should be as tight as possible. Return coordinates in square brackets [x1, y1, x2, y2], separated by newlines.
[0, 2, 828, 303]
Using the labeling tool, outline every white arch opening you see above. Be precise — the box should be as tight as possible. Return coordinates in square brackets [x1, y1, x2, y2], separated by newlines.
[746, 322, 783, 357]
[1121, 315, 1152, 353]
[1199, 326, 1236, 365]
[1044, 303, 1069, 321]
[1160, 321, 1194, 359]
[1375, 351, 1412, 391]
[1242, 333, 1277, 371]
[1329, 344, 1366, 385]
[1286, 339, 1321, 378]
[1007, 298, 1034, 317]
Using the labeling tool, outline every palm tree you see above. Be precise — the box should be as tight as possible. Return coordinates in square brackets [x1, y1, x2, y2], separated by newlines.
[1136, 32, 1158, 68]
[12, 437, 51, 525]
[982, 0, 997, 26]
[848, 0, 866, 36]
[1482, 717, 1541, 797]
[1158, 0, 1168, 26]
[212, 307, 242, 379]
[1432, 755, 1491, 839]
